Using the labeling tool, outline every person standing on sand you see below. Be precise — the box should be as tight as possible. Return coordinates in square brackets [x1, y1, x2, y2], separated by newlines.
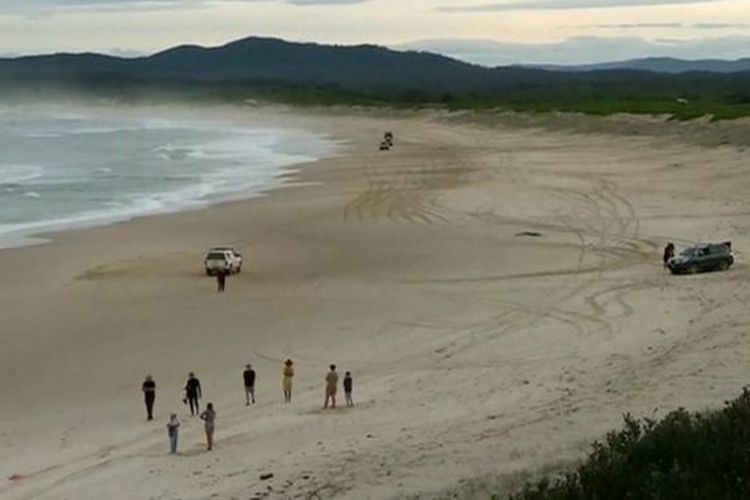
[216, 268, 227, 292]
[166, 413, 180, 455]
[283, 359, 294, 403]
[243, 363, 256, 406]
[343, 371, 354, 407]
[142, 375, 156, 421]
[199, 403, 216, 451]
[324, 364, 339, 409]
[663, 242, 675, 268]
[185, 372, 202, 416]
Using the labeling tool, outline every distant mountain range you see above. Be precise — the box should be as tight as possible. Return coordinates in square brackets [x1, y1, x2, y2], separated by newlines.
[531, 57, 750, 74]
[1, 37, 749, 99]
[397, 37, 750, 71]
[0, 37, 507, 92]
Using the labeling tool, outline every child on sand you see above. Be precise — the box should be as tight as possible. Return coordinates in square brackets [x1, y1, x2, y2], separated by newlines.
[344, 371, 353, 407]
[324, 364, 338, 409]
[199, 403, 216, 451]
[167, 413, 180, 455]
[283, 359, 294, 403]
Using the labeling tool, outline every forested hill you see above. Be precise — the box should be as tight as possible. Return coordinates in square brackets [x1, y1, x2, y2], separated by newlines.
[2, 37, 750, 119]
[0, 37, 523, 91]
[2, 36, 749, 91]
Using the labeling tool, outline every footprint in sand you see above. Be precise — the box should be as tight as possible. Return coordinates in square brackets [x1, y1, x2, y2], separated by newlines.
[225, 469, 249, 478]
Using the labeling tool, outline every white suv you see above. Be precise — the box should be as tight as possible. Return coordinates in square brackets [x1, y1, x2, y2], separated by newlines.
[204, 247, 243, 276]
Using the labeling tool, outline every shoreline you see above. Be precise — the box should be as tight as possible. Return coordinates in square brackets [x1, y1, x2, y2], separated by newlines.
[2, 106, 749, 499]
[0, 106, 343, 250]
[0, 156, 333, 252]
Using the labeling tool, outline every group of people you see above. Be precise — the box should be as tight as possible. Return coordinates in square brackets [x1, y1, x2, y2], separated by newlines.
[141, 372, 215, 454]
[141, 359, 355, 455]
[324, 364, 354, 409]
[165, 404, 216, 454]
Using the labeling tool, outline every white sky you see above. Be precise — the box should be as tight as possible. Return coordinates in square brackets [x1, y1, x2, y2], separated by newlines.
[0, 0, 749, 62]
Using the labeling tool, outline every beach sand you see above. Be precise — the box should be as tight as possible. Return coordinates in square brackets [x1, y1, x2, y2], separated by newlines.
[1, 106, 749, 499]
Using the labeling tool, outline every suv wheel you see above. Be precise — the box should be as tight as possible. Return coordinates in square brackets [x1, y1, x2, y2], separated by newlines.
[688, 264, 699, 275]
[718, 261, 730, 271]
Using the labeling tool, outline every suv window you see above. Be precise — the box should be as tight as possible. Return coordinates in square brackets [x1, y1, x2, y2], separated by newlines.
[206, 252, 227, 260]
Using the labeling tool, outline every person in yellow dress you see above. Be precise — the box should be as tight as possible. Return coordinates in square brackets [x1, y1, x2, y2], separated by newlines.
[282, 359, 294, 403]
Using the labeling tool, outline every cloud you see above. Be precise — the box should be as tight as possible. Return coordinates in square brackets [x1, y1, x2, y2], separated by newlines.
[1, 0, 365, 8]
[590, 23, 684, 29]
[48, 0, 184, 3]
[439, 0, 726, 13]
[0, 0, 366, 17]
[692, 22, 750, 29]
[582, 21, 750, 32]
[285, 0, 367, 4]
[0, 0, 187, 7]
[587, 22, 750, 30]
[0, 0, 200, 17]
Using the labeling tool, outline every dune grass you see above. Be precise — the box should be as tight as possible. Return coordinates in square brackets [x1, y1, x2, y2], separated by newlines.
[258, 85, 750, 121]
[5, 76, 750, 121]
[508, 389, 750, 500]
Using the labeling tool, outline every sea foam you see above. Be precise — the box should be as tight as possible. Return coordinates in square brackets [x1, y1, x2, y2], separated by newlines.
[0, 109, 339, 249]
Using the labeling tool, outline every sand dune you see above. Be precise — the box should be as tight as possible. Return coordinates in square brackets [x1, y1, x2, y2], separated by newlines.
[1, 107, 749, 499]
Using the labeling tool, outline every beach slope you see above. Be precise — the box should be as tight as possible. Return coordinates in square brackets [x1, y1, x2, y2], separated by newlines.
[1, 108, 749, 499]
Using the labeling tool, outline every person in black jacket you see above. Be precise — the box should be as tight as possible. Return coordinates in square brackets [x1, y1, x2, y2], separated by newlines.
[343, 371, 354, 407]
[185, 372, 202, 416]
[216, 269, 227, 292]
[142, 375, 156, 420]
[663, 243, 675, 268]
[243, 364, 256, 406]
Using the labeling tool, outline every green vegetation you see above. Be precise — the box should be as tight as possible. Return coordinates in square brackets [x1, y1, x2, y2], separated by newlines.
[6, 78, 750, 121]
[214, 83, 750, 121]
[509, 389, 750, 500]
[3, 36, 750, 120]
[194, 84, 750, 121]
[262, 83, 750, 121]
[3, 70, 750, 123]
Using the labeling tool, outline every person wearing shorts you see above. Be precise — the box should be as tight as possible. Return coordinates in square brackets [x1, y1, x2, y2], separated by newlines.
[200, 403, 216, 451]
[343, 371, 353, 407]
[324, 364, 338, 409]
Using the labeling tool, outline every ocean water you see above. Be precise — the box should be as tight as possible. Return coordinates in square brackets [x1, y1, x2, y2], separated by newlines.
[0, 107, 336, 248]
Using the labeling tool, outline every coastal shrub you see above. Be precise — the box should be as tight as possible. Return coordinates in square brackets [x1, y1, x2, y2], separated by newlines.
[510, 389, 750, 500]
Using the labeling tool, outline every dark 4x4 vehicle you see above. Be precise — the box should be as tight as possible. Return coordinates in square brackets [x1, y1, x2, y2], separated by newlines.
[667, 241, 734, 275]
